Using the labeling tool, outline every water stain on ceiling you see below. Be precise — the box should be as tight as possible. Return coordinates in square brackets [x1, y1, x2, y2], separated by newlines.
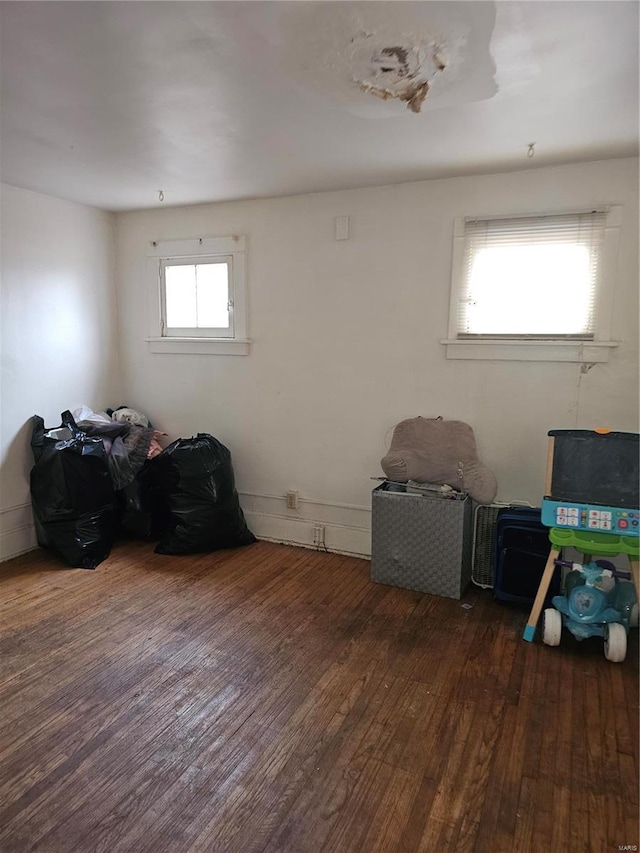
[280, 1, 497, 118]
[349, 33, 448, 113]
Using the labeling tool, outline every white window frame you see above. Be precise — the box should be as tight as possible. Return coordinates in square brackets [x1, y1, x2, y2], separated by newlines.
[160, 255, 234, 339]
[146, 235, 249, 355]
[442, 207, 621, 362]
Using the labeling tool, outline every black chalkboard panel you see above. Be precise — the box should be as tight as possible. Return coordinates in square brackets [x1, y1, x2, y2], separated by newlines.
[548, 430, 640, 508]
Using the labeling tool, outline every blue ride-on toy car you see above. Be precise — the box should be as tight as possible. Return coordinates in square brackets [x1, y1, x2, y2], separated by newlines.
[542, 559, 638, 662]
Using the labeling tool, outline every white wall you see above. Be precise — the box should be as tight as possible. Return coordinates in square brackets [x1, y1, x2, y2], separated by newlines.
[115, 158, 639, 556]
[0, 184, 120, 560]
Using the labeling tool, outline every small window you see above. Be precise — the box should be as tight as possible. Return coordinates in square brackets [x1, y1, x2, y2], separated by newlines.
[443, 209, 620, 361]
[147, 235, 249, 355]
[161, 257, 233, 338]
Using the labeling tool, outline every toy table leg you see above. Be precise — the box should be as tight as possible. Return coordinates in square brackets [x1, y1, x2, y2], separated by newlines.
[630, 559, 639, 604]
[523, 548, 560, 642]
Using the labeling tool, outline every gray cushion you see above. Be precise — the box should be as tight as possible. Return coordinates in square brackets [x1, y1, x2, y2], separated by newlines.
[381, 416, 498, 505]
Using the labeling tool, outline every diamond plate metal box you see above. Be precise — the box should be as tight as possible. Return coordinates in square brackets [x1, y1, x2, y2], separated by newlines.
[371, 484, 473, 599]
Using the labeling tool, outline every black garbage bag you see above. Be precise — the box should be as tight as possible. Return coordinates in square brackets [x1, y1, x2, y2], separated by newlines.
[151, 433, 256, 555]
[30, 411, 117, 568]
[115, 462, 160, 540]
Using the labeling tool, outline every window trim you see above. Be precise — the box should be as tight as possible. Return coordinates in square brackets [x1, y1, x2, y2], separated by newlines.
[146, 235, 249, 355]
[442, 207, 621, 362]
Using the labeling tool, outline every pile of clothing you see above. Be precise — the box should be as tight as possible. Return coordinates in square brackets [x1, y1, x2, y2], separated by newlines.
[30, 406, 255, 569]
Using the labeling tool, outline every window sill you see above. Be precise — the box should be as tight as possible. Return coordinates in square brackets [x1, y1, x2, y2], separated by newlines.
[440, 339, 618, 362]
[146, 337, 250, 355]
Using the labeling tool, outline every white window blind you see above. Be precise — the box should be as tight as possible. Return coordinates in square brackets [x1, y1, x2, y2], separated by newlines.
[457, 211, 607, 339]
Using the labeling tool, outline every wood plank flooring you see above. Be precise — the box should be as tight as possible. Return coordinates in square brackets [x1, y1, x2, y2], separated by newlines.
[0, 540, 637, 853]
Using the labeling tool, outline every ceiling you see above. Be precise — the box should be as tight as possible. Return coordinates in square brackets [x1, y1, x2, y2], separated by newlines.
[1, 1, 638, 212]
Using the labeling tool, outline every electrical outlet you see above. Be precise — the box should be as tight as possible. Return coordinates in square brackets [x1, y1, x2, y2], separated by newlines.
[313, 524, 325, 547]
[286, 490, 299, 510]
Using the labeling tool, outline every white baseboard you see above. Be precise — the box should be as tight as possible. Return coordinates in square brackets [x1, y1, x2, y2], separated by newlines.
[0, 502, 37, 562]
[240, 492, 371, 559]
[0, 494, 374, 563]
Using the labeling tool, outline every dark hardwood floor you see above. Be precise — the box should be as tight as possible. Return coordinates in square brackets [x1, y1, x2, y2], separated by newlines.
[0, 540, 637, 853]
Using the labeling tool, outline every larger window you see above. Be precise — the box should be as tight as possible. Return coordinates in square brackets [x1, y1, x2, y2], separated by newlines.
[444, 208, 620, 361]
[147, 235, 248, 355]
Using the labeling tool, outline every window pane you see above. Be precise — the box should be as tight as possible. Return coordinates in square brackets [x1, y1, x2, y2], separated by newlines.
[466, 243, 593, 335]
[195, 263, 229, 328]
[165, 264, 197, 327]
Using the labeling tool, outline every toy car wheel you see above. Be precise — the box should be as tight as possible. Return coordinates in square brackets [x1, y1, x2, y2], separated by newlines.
[542, 608, 562, 646]
[604, 623, 627, 663]
[630, 603, 639, 629]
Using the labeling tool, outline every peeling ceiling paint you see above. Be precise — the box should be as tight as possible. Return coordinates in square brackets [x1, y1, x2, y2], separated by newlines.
[279, 2, 497, 119]
[349, 33, 447, 113]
